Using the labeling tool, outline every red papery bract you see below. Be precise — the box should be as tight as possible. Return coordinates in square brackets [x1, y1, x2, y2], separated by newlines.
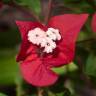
[92, 13, 96, 32]
[20, 55, 58, 86]
[16, 14, 88, 86]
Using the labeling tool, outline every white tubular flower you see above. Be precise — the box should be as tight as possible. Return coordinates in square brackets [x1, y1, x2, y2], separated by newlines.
[48, 28, 61, 40]
[40, 38, 47, 47]
[42, 37, 56, 53]
[44, 46, 53, 53]
[28, 28, 45, 45]
[46, 37, 56, 49]
[41, 37, 56, 48]
[46, 29, 57, 40]
[27, 27, 61, 54]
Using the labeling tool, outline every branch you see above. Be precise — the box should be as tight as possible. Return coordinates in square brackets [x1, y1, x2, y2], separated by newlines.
[44, 0, 52, 24]
[37, 87, 44, 96]
[40, 0, 52, 24]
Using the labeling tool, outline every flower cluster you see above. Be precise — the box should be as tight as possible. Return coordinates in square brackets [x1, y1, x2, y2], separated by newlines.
[28, 27, 61, 53]
[16, 14, 88, 87]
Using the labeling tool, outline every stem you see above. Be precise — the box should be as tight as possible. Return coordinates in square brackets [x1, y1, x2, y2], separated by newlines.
[7, 0, 41, 22]
[44, 0, 52, 24]
[40, 0, 52, 24]
[15, 71, 24, 96]
[37, 87, 44, 96]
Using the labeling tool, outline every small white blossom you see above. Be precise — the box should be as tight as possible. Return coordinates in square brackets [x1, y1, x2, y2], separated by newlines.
[44, 46, 53, 53]
[48, 28, 61, 40]
[42, 37, 56, 53]
[46, 29, 57, 40]
[27, 27, 61, 54]
[28, 28, 45, 45]
[41, 37, 56, 48]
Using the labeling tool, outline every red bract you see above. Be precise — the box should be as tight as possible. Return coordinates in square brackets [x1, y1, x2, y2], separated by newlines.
[16, 14, 88, 86]
[92, 13, 96, 32]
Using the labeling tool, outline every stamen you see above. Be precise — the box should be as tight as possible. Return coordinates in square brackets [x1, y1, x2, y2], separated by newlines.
[47, 43, 50, 46]
[46, 35, 49, 37]
[36, 34, 39, 37]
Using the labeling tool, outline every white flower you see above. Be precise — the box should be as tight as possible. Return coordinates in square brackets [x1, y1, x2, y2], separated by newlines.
[27, 27, 61, 54]
[41, 37, 56, 53]
[46, 29, 57, 40]
[28, 28, 45, 45]
[48, 28, 61, 40]
[40, 38, 47, 47]
[41, 37, 56, 48]
[44, 46, 53, 53]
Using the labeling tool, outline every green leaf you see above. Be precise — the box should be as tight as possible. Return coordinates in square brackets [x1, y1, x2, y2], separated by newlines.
[77, 31, 88, 42]
[52, 62, 78, 75]
[52, 65, 67, 75]
[64, 80, 75, 95]
[85, 54, 96, 77]
[0, 49, 19, 85]
[56, 92, 64, 96]
[2, 0, 10, 4]
[67, 62, 78, 72]
[16, 0, 41, 15]
[0, 93, 7, 96]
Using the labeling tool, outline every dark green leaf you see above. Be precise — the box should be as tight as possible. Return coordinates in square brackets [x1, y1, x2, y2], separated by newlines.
[52, 62, 78, 75]
[15, 0, 41, 15]
[0, 49, 19, 85]
[2, 0, 10, 4]
[0, 93, 7, 96]
[85, 54, 96, 77]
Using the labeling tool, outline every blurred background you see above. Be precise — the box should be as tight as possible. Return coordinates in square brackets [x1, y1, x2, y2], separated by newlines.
[0, 0, 96, 96]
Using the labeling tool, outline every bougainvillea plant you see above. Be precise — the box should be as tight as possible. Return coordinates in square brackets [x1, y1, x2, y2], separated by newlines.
[16, 14, 88, 87]
[91, 13, 96, 32]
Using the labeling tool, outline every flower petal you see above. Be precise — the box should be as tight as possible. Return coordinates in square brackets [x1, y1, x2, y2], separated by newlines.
[45, 14, 88, 67]
[91, 13, 96, 32]
[20, 57, 58, 86]
[16, 21, 45, 62]
[16, 21, 44, 39]
[16, 41, 37, 62]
